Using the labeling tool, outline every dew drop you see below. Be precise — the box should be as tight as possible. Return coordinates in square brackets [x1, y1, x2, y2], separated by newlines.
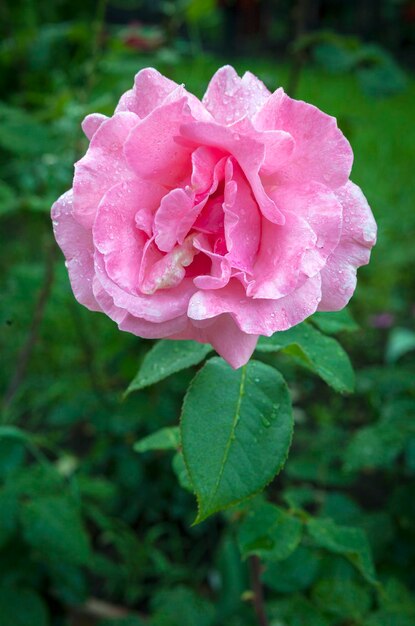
[261, 415, 271, 428]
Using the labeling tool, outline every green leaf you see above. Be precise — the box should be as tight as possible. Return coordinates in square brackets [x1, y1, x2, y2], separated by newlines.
[172, 452, 193, 493]
[134, 426, 180, 453]
[0, 103, 54, 156]
[47, 561, 88, 606]
[20, 495, 91, 565]
[0, 181, 17, 216]
[181, 358, 293, 523]
[0, 439, 26, 479]
[0, 425, 30, 441]
[311, 578, 372, 620]
[76, 476, 117, 503]
[405, 437, 415, 473]
[344, 423, 405, 471]
[379, 578, 415, 616]
[0, 586, 49, 626]
[366, 613, 415, 626]
[283, 486, 317, 510]
[126, 340, 211, 394]
[262, 545, 321, 593]
[306, 518, 377, 585]
[386, 327, 415, 363]
[356, 50, 407, 98]
[0, 489, 19, 548]
[268, 593, 330, 626]
[344, 401, 415, 472]
[151, 586, 215, 626]
[237, 502, 302, 561]
[214, 534, 249, 619]
[318, 492, 361, 525]
[310, 309, 359, 334]
[256, 323, 355, 393]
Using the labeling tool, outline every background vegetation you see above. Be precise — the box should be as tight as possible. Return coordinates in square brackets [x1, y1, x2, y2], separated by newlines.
[1, 1, 414, 625]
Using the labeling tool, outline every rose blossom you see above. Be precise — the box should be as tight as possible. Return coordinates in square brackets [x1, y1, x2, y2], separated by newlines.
[52, 66, 377, 368]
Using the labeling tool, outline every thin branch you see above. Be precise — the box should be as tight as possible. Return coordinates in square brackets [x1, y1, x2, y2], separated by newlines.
[287, 0, 310, 97]
[68, 300, 113, 410]
[83, 0, 108, 96]
[3, 243, 56, 413]
[249, 555, 269, 626]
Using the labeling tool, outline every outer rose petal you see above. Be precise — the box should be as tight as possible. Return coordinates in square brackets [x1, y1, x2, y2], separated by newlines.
[52, 190, 100, 312]
[203, 65, 270, 125]
[115, 68, 178, 117]
[277, 182, 342, 266]
[318, 181, 377, 311]
[254, 88, 353, 189]
[92, 277, 189, 338]
[73, 112, 139, 229]
[81, 113, 108, 140]
[173, 314, 259, 369]
[188, 275, 322, 336]
[265, 181, 343, 282]
[247, 212, 316, 299]
[94, 249, 196, 323]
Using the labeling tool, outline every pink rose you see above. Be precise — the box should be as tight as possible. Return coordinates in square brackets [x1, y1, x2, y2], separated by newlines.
[52, 66, 376, 368]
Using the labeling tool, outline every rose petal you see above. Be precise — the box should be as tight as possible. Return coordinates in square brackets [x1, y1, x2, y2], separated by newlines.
[93, 277, 189, 337]
[154, 152, 228, 253]
[254, 88, 353, 188]
[81, 113, 108, 140]
[115, 67, 178, 117]
[93, 179, 165, 294]
[52, 190, 100, 312]
[223, 159, 261, 273]
[140, 235, 199, 295]
[154, 187, 199, 252]
[247, 212, 316, 299]
[180, 120, 286, 224]
[188, 275, 321, 335]
[202, 65, 271, 125]
[94, 248, 196, 323]
[318, 181, 377, 311]
[124, 94, 195, 187]
[173, 314, 259, 368]
[192, 234, 231, 290]
[203, 315, 258, 368]
[73, 112, 139, 229]
[191, 146, 224, 193]
[270, 180, 343, 278]
[260, 129, 296, 176]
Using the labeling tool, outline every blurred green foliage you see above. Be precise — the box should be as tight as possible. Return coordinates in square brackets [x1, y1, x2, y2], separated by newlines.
[1, 2, 415, 625]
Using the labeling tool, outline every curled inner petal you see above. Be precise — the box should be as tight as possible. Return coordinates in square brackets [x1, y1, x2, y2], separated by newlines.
[140, 234, 200, 295]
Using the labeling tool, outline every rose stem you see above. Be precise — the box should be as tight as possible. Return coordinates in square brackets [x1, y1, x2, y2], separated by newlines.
[249, 555, 269, 626]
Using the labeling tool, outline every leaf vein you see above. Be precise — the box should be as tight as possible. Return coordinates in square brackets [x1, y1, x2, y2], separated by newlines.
[208, 364, 247, 507]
